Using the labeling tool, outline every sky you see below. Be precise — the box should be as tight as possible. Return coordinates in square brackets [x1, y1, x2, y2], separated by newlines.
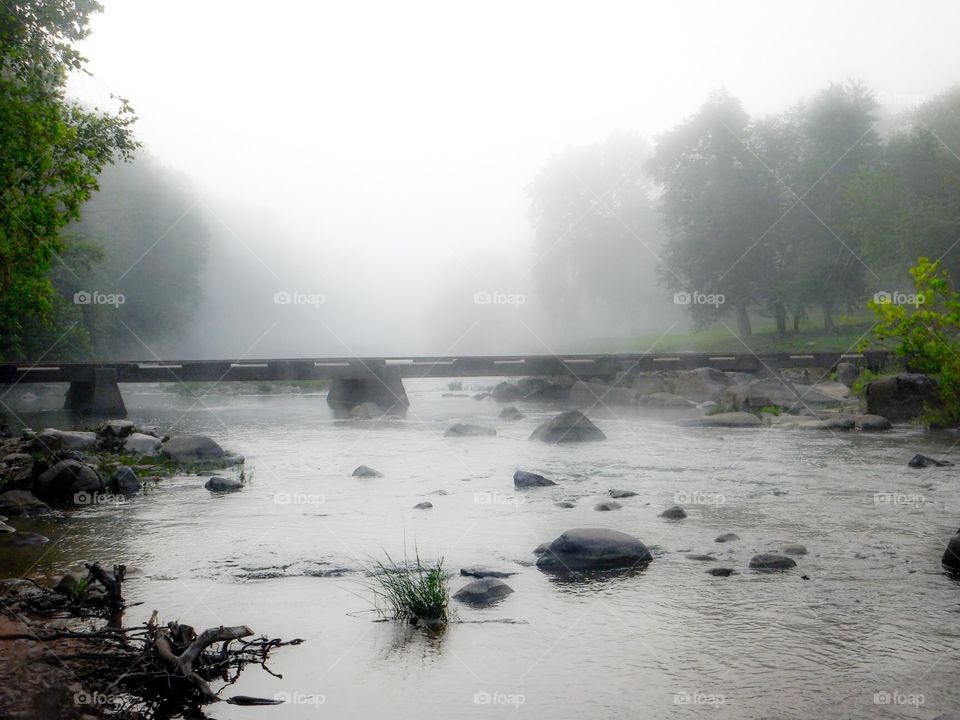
[66, 0, 960, 357]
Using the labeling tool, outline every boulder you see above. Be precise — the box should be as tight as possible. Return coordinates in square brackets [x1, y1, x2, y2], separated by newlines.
[0, 522, 14, 533]
[536, 528, 653, 572]
[686, 554, 716, 561]
[460, 566, 516, 579]
[632, 374, 669, 396]
[529, 410, 606, 443]
[352, 465, 383, 478]
[513, 470, 556, 487]
[640, 392, 696, 409]
[204, 476, 242, 493]
[594, 501, 622, 511]
[865, 373, 940, 421]
[111, 466, 141, 496]
[532, 542, 549, 555]
[444, 423, 496, 437]
[99, 420, 136, 438]
[12, 532, 49, 546]
[853, 414, 892, 431]
[782, 543, 808, 556]
[555, 501, 576, 508]
[2, 453, 31, 464]
[660, 505, 687, 520]
[723, 379, 839, 411]
[836, 362, 859, 388]
[608, 489, 638, 499]
[492, 382, 523, 402]
[350, 402, 383, 420]
[413, 501, 433, 509]
[499, 406, 524, 420]
[749, 553, 797, 570]
[522, 379, 571, 402]
[570, 381, 637, 407]
[34, 460, 103, 502]
[161, 435, 225, 463]
[0, 490, 51, 517]
[942, 530, 960, 572]
[715, 533, 740, 543]
[673, 367, 730, 403]
[706, 568, 736, 577]
[908, 454, 952, 469]
[36, 429, 97, 451]
[795, 416, 855, 431]
[453, 578, 514, 606]
[54, 571, 87, 595]
[124, 432, 162, 454]
[677, 412, 762, 429]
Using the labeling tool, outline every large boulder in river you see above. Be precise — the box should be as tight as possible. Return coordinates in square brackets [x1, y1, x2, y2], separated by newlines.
[836, 362, 859, 388]
[492, 382, 523, 402]
[749, 553, 797, 571]
[677, 412, 761, 429]
[570, 381, 637, 407]
[530, 411, 606, 443]
[723, 379, 839, 411]
[865, 373, 940, 422]
[34, 460, 103, 502]
[632, 373, 669, 396]
[852, 414, 892, 431]
[111, 466, 141, 496]
[35, 428, 97, 452]
[204, 476, 242, 493]
[161, 435, 225, 463]
[942, 530, 960, 572]
[640, 392, 696, 409]
[352, 465, 383, 477]
[673, 368, 730, 403]
[513, 470, 556, 487]
[453, 578, 514, 606]
[99, 420, 136, 439]
[536, 528, 652, 572]
[0, 490, 51, 517]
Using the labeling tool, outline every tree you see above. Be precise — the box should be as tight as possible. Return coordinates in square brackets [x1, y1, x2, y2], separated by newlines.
[0, 0, 137, 359]
[526, 131, 663, 329]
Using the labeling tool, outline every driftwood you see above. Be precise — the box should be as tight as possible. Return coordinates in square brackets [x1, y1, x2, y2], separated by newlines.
[0, 563, 302, 718]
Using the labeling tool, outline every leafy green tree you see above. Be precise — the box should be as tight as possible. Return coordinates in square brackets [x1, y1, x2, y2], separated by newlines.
[0, 0, 137, 359]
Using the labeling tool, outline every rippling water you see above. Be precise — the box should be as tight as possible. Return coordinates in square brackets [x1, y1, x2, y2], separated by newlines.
[4, 380, 960, 719]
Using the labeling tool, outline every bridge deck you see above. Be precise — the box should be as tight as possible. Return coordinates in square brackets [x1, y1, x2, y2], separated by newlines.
[0, 351, 891, 385]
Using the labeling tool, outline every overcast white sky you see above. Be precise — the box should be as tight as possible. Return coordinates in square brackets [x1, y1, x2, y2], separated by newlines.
[66, 0, 960, 355]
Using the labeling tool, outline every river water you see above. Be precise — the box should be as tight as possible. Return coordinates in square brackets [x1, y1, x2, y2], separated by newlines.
[3, 380, 960, 719]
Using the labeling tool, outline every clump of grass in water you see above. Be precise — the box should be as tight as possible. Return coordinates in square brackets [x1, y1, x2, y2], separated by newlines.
[370, 551, 449, 625]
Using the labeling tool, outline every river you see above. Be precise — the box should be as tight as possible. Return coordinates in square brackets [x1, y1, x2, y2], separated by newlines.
[3, 380, 960, 719]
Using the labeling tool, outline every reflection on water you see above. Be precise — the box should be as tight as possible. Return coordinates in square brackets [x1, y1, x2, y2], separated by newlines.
[3, 380, 960, 719]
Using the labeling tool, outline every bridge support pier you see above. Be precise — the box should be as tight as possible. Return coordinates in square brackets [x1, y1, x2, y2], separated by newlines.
[64, 368, 127, 418]
[327, 368, 409, 418]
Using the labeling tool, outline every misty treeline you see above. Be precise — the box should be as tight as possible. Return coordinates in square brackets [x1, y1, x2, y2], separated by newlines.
[0, 0, 207, 361]
[529, 81, 960, 337]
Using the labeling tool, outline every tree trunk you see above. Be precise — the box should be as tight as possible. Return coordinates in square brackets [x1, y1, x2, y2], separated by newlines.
[823, 301, 837, 334]
[736, 306, 752, 337]
[773, 302, 787, 335]
[793, 311, 801, 332]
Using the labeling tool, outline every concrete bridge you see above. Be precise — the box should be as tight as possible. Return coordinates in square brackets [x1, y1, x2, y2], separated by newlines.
[0, 351, 892, 418]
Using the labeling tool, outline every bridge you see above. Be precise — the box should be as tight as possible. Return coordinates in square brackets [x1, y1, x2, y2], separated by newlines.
[0, 350, 892, 418]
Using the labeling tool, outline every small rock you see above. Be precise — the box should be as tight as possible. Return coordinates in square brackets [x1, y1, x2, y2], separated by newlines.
[555, 501, 575, 508]
[99, 420, 136, 438]
[608, 489, 638, 499]
[352, 465, 383, 478]
[460, 566, 516, 579]
[0, 490, 51, 517]
[444, 423, 496, 437]
[204, 476, 242, 493]
[514, 470, 556, 487]
[413, 501, 433, 509]
[659, 505, 687, 520]
[124, 433, 162, 455]
[677, 412, 762, 429]
[111, 466, 141, 496]
[161, 435, 225, 463]
[349, 402, 383, 419]
[909, 454, 952, 468]
[706, 567, 736, 577]
[499, 406, 524, 420]
[453, 577, 514, 606]
[12, 532, 49, 546]
[782, 543, 808, 556]
[715, 533, 740, 543]
[686, 554, 716, 561]
[54, 571, 87, 595]
[853, 414, 892, 431]
[595, 501, 622, 511]
[749, 553, 797, 571]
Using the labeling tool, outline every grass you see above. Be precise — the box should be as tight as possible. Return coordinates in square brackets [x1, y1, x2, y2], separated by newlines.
[446, 380, 464, 391]
[369, 551, 449, 625]
[570, 311, 880, 355]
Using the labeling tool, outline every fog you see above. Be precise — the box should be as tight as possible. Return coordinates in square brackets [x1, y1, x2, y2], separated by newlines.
[66, 0, 960, 359]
